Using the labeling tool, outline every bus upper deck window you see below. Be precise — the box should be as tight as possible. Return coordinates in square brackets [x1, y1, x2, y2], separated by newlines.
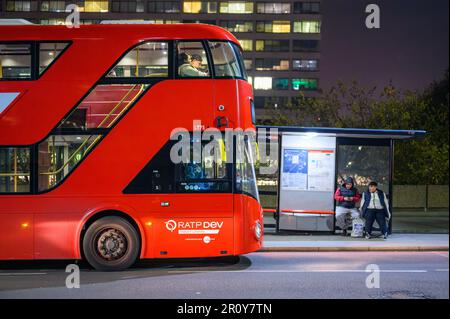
[39, 42, 69, 75]
[208, 41, 244, 79]
[107, 41, 169, 78]
[177, 41, 210, 78]
[0, 43, 32, 80]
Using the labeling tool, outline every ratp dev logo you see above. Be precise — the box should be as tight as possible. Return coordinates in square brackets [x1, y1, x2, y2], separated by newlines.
[165, 220, 177, 232]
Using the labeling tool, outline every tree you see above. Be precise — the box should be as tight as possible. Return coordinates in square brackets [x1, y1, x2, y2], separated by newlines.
[259, 70, 449, 184]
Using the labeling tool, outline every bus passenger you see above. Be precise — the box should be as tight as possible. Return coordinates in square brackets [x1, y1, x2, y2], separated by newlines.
[360, 181, 391, 239]
[334, 176, 362, 236]
[178, 52, 190, 66]
[179, 54, 208, 77]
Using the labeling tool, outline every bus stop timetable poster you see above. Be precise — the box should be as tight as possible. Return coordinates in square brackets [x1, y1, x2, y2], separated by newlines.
[282, 148, 335, 192]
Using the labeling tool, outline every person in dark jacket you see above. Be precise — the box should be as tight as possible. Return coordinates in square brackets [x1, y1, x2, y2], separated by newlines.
[360, 181, 391, 239]
[334, 176, 362, 236]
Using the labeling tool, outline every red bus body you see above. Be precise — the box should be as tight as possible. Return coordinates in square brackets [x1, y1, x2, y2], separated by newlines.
[0, 24, 263, 263]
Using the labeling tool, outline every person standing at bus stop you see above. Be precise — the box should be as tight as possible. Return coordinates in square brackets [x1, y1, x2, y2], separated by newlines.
[334, 176, 362, 236]
[360, 181, 391, 239]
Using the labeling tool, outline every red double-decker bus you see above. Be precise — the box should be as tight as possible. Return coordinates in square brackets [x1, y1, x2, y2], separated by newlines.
[0, 23, 262, 270]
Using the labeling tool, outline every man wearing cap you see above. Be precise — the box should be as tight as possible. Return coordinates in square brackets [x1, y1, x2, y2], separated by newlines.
[360, 181, 391, 239]
[179, 54, 208, 77]
[334, 176, 362, 236]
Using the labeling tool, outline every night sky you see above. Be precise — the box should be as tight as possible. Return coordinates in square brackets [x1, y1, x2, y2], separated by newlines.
[320, 0, 449, 91]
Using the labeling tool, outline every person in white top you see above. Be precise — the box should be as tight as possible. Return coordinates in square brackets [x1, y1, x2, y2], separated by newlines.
[360, 181, 391, 239]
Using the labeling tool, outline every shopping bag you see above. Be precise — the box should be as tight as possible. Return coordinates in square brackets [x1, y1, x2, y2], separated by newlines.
[351, 218, 365, 237]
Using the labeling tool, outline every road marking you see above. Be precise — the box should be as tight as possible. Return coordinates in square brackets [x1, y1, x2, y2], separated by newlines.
[435, 269, 449, 272]
[432, 252, 449, 258]
[0, 273, 48, 276]
[168, 269, 428, 274]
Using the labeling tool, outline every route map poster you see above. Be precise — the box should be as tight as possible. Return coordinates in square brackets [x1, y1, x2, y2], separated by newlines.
[281, 149, 308, 190]
[281, 148, 335, 191]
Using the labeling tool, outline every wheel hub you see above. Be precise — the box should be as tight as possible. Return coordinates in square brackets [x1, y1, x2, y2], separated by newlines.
[96, 228, 127, 261]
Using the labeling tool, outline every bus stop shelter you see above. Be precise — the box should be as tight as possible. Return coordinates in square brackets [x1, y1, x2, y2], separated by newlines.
[256, 126, 426, 234]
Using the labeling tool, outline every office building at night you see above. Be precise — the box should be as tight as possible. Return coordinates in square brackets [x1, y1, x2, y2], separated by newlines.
[0, 0, 321, 116]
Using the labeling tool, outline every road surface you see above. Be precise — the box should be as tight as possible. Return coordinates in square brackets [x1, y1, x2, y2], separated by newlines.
[0, 251, 448, 299]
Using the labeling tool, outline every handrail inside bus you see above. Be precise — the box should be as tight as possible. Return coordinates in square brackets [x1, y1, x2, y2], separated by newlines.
[39, 84, 144, 178]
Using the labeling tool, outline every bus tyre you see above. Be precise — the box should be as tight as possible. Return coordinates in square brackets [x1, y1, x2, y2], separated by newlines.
[83, 216, 140, 271]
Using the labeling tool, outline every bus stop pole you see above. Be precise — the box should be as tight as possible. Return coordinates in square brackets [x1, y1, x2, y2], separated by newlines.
[389, 139, 394, 234]
[275, 132, 282, 234]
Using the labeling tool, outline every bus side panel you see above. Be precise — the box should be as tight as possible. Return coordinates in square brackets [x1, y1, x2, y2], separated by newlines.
[0, 37, 145, 145]
[236, 80, 254, 129]
[233, 194, 263, 255]
[34, 213, 84, 260]
[47, 80, 215, 196]
[152, 217, 234, 258]
[144, 194, 234, 258]
[0, 208, 34, 260]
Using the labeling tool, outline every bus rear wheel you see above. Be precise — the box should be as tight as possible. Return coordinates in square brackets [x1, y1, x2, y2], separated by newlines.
[83, 216, 140, 271]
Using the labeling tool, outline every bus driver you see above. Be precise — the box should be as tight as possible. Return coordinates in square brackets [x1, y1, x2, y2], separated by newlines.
[179, 54, 208, 77]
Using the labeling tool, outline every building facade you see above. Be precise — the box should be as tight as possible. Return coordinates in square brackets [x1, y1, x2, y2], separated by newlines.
[0, 0, 321, 116]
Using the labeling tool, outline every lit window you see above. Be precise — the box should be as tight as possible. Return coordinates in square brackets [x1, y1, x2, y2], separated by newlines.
[84, 1, 108, 12]
[255, 58, 289, 71]
[0, 148, 30, 193]
[183, 1, 217, 13]
[244, 59, 253, 70]
[6, 1, 37, 11]
[293, 21, 321, 33]
[148, 1, 180, 13]
[39, 42, 69, 75]
[177, 41, 210, 78]
[238, 39, 253, 51]
[257, 21, 290, 33]
[208, 41, 243, 78]
[38, 135, 101, 191]
[292, 78, 318, 90]
[0, 43, 32, 79]
[219, 20, 253, 32]
[293, 59, 318, 71]
[220, 1, 253, 14]
[254, 77, 272, 90]
[107, 42, 169, 78]
[273, 21, 291, 33]
[59, 84, 149, 130]
[256, 2, 290, 14]
[40, 1, 65, 12]
[255, 40, 289, 52]
[40, 18, 66, 25]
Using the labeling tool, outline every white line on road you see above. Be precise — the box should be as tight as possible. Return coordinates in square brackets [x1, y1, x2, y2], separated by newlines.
[432, 252, 449, 258]
[0, 273, 48, 276]
[168, 269, 429, 274]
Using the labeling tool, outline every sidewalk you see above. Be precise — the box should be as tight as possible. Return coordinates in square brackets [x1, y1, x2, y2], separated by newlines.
[261, 233, 449, 252]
